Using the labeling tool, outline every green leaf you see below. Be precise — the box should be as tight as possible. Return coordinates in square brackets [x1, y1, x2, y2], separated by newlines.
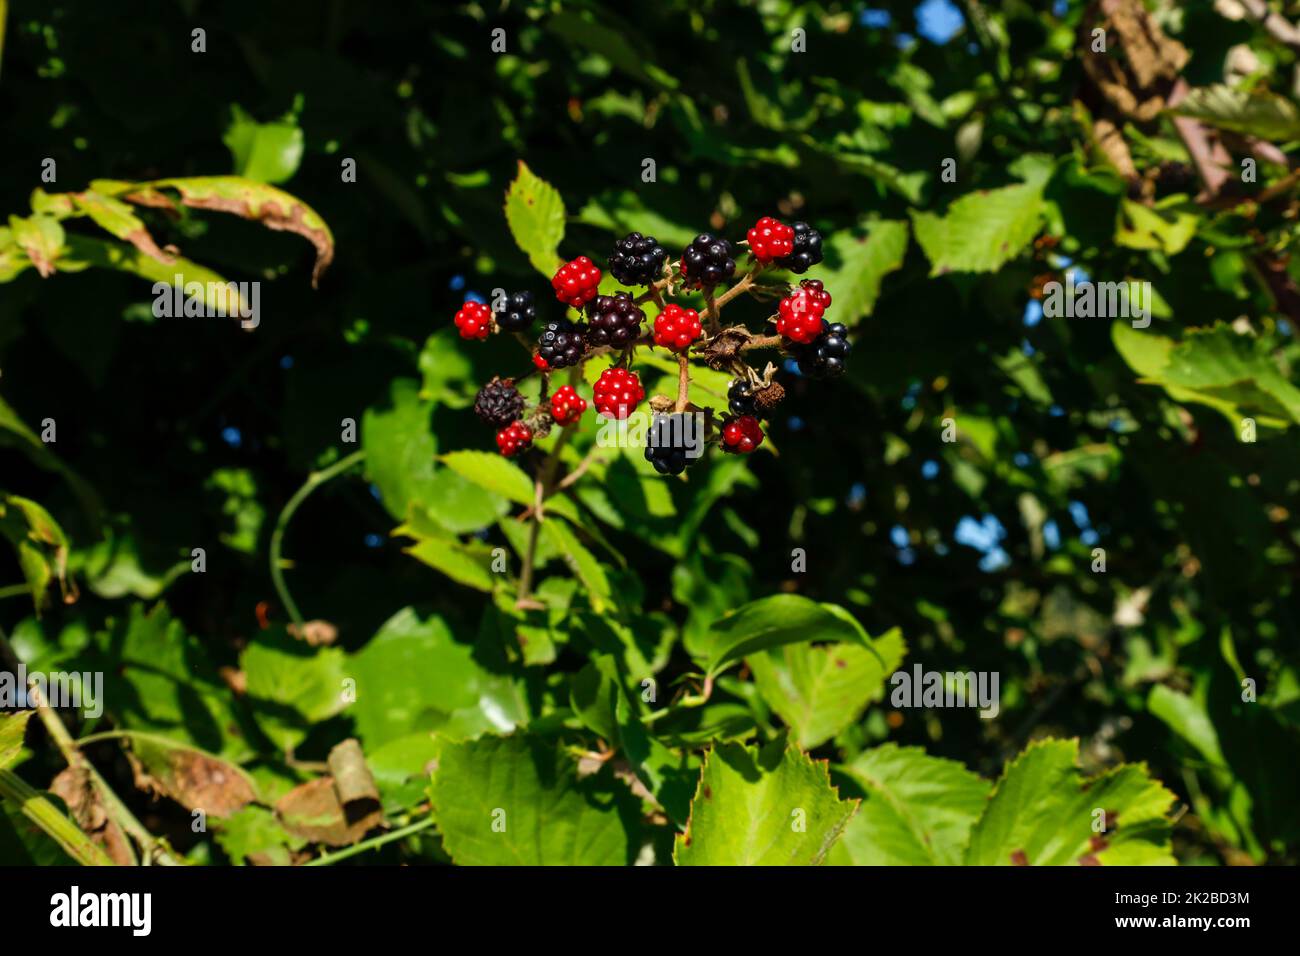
[1116, 198, 1197, 255]
[748, 628, 906, 748]
[817, 219, 909, 324]
[62, 234, 250, 316]
[1147, 685, 1225, 766]
[829, 744, 990, 865]
[362, 378, 439, 522]
[215, 805, 306, 866]
[910, 163, 1050, 275]
[241, 627, 348, 752]
[222, 104, 305, 184]
[7, 213, 65, 276]
[0, 711, 32, 771]
[542, 518, 611, 611]
[0, 493, 70, 611]
[963, 739, 1176, 865]
[1172, 84, 1300, 142]
[697, 594, 872, 679]
[403, 535, 496, 592]
[503, 160, 565, 277]
[674, 738, 857, 865]
[348, 607, 525, 751]
[429, 733, 639, 865]
[438, 450, 580, 522]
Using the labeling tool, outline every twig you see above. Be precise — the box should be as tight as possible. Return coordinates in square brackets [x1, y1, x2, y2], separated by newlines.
[305, 817, 437, 866]
[713, 271, 758, 309]
[515, 423, 575, 609]
[702, 286, 721, 334]
[269, 450, 367, 629]
[675, 353, 690, 412]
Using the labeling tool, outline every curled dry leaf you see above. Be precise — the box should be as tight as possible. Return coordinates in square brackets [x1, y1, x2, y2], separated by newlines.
[50, 765, 134, 866]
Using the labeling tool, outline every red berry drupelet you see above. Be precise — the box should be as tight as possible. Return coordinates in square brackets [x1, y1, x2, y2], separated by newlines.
[680, 233, 736, 288]
[454, 300, 493, 340]
[552, 256, 602, 308]
[776, 279, 832, 344]
[496, 421, 533, 457]
[593, 367, 645, 419]
[550, 385, 587, 426]
[721, 415, 764, 454]
[653, 304, 703, 352]
[585, 292, 645, 349]
[747, 216, 795, 263]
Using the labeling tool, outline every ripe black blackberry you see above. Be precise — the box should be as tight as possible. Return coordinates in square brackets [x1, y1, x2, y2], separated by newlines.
[728, 380, 757, 418]
[793, 321, 851, 378]
[474, 377, 525, 428]
[608, 232, 667, 286]
[537, 318, 587, 369]
[495, 290, 536, 332]
[585, 292, 645, 350]
[644, 413, 698, 476]
[680, 233, 736, 288]
[778, 222, 823, 274]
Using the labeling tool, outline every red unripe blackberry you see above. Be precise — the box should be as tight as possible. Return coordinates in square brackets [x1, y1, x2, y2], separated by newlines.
[778, 222, 824, 274]
[474, 377, 525, 429]
[747, 216, 795, 263]
[550, 385, 587, 426]
[653, 304, 703, 352]
[496, 421, 533, 457]
[585, 292, 645, 350]
[680, 233, 736, 288]
[454, 300, 492, 340]
[777, 279, 832, 344]
[552, 256, 602, 307]
[720, 415, 764, 454]
[609, 232, 668, 286]
[495, 290, 536, 332]
[592, 367, 645, 419]
[793, 321, 852, 379]
[537, 318, 587, 369]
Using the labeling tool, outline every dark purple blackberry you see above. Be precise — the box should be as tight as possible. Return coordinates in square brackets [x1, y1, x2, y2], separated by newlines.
[778, 222, 823, 274]
[474, 377, 525, 428]
[608, 232, 668, 286]
[495, 290, 536, 332]
[728, 380, 757, 418]
[585, 292, 645, 350]
[793, 321, 851, 378]
[680, 233, 736, 288]
[644, 413, 701, 476]
[537, 318, 586, 369]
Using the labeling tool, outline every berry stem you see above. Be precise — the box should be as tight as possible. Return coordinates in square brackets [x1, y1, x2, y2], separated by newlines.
[702, 286, 721, 334]
[712, 270, 757, 310]
[740, 333, 783, 352]
[516, 389, 577, 609]
[675, 353, 690, 412]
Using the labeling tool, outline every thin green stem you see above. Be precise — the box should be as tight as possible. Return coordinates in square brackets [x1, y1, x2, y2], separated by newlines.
[305, 817, 436, 866]
[269, 450, 367, 629]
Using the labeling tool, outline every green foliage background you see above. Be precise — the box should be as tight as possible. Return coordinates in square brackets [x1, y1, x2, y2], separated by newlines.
[1, 0, 1298, 865]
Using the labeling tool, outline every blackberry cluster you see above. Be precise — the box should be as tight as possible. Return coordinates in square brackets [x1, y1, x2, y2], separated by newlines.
[644, 413, 697, 476]
[585, 292, 645, 350]
[496, 290, 536, 332]
[473, 377, 525, 428]
[608, 232, 668, 286]
[537, 318, 587, 369]
[681, 233, 736, 288]
[793, 321, 851, 378]
[778, 222, 824, 274]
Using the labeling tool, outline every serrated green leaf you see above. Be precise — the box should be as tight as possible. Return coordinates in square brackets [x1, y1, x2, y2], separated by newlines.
[241, 627, 348, 752]
[430, 733, 638, 865]
[438, 450, 580, 522]
[963, 738, 1176, 865]
[910, 165, 1050, 275]
[504, 160, 565, 277]
[748, 628, 906, 748]
[542, 518, 611, 611]
[818, 219, 909, 324]
[1172, 84, 1300, 142]
[830, 744, 990, 865]
[674, 738, 857, 865]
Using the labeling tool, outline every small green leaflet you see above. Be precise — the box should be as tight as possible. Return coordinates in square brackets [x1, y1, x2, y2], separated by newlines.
[674, 737, 857, 865]
[697, 593, 875, 679]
